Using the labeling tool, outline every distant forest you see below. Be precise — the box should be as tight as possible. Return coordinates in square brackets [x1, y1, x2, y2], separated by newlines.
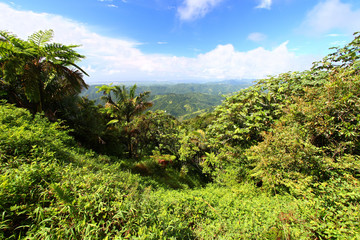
[81, 81, 252, 119]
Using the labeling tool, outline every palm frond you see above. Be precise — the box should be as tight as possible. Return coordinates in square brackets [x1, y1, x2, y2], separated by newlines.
[129, 84, 137, 98]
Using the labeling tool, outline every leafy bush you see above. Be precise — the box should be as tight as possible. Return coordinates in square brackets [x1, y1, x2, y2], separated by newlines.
[0, 102, 73, 170]
[247, 66, 360, 194]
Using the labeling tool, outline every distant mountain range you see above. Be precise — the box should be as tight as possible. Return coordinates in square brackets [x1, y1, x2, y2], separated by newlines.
[89, 79, 255, 86]
[81, 81, 254, 119]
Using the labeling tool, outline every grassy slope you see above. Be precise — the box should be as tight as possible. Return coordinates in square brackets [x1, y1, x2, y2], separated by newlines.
[1, 103, 359, 239]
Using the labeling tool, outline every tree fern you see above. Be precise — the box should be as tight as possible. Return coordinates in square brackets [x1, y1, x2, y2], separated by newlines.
[0, 29, 88, 114]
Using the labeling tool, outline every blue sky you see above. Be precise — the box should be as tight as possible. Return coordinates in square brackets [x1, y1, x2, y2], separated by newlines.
[1, 0, 360, 84]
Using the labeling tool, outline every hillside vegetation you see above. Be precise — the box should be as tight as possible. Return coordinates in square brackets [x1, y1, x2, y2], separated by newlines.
[1, 30, 360, 239]
[82, 81, 252, 98]
[150, 93, 223, 120]
[81, 82, 251, 119]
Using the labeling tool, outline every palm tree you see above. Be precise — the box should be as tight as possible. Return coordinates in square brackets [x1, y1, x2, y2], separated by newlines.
[97, 84, 153, 123]
[97, 84, 153, 158]
[0, 30, 88, 115]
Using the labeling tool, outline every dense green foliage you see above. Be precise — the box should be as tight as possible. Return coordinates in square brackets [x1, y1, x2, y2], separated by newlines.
[1, 102, 359, 239]
[1, 30, 360, 239]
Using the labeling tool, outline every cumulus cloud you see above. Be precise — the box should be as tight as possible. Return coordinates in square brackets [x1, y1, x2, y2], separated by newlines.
[177, 0, 224, 21]
[247, 32, 267, 42]
[191, 42, 314, 80]
[256, 0, 272, 9]
[0, 2, 314, 83]
[299, 0, 360, 35]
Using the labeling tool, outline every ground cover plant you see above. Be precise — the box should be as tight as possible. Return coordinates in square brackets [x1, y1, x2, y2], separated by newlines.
[1, 30, 360, 239]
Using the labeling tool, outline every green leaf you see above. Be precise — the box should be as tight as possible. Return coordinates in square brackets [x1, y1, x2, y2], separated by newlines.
[107, 119, 119, 125]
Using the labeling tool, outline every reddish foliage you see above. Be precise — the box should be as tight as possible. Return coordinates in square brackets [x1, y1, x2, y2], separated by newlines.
[157, 159, 173, 167]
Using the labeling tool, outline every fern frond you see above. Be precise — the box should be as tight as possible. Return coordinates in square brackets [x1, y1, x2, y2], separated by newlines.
[28, 29, 54, 47]
[44, 43, 85, 62]
[0, 31, 29, 50]
[0, 41, 16, 56]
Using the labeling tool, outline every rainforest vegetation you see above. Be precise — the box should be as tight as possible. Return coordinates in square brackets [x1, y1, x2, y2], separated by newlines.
[0, 29, 360, 239]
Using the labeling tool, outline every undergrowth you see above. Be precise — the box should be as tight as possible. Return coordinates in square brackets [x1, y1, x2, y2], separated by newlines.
[1, 102, 359, 239]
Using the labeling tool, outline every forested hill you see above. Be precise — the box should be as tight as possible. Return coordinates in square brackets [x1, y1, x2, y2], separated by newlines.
[82, 80, 253, 98]
[81, 81, 252, 119]
[136, 80, 253, 95]
[150, 93, 223, 120]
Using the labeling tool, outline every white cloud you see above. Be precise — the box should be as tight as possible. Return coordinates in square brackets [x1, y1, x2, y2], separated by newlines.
[247, 32, 267, 42]
[177, 0, 224, 21]
[0, 2, 315, 83]
[299, 0, 360, 35]
[326, 33, 344, 37]
[157, 41, 168, 45]
[191, 42, 314, 80]
[256, 0, 272, 9]
[178, 0, 272, 20]
[107, 4, 118, 8]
